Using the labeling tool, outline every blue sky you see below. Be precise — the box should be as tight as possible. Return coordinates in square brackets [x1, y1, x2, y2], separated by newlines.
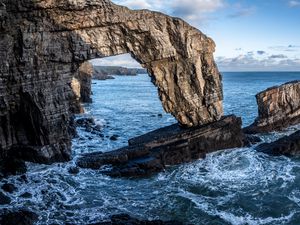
[92, 0, 300, 71]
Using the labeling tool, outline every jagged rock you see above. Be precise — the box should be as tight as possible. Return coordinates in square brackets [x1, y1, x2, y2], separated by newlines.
[243, 134, 262, 147]
[0, 209, 38, 225]
[245, 81, 300, 134]
[76, 117, 103, 134]
[256, 130, 300, 156]
[87, 214, 186, 225]
[0, 0, 222, 164]
[77, 115, 244, 177]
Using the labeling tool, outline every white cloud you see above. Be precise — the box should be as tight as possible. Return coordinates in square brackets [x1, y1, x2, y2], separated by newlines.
[112, 0, 225, 24]
[90, 54, 142, 68]
[216, 54, 300, 71]
[289, 0, 300, 7]
[114, 0, 152, 9]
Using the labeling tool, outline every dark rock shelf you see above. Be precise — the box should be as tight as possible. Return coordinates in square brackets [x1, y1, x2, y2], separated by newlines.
[77, 115, 245, 177]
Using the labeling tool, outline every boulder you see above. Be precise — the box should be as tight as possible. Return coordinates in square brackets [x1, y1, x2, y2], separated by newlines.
[245, 80, 300, 133]
[77, 115, 244, 177]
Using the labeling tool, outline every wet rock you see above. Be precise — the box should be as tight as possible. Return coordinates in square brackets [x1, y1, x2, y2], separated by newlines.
[88, 214, 186, 225]
[0, 209, 38, 225]
[76, 118, 95, 127]
[110, 135, 119, 141]
[0, 192, 11, 205]
[68, 166, 80, 175]
[76, 118, 103, 135]
[77, 115, 244, 177]
[245, 80, 300, 133]
[1, 0, 222, 164]
[256, 130, 300, 156]
[18, 175, 28, 183]
[0, 157, 27, 177]
[243, 134, 262, 147]
[1, 183, 17, 193]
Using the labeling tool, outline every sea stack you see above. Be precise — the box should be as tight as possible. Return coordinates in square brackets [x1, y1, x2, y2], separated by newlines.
[245, 80, 300, 133]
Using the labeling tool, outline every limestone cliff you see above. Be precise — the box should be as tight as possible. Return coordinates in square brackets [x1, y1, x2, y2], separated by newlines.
[0, 0, 223, 163]
[245, 80, 300, 133]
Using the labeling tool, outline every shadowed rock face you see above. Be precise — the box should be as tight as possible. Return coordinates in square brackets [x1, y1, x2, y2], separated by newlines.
[0, 0, 222, 163]
[245, 80, 300, 134]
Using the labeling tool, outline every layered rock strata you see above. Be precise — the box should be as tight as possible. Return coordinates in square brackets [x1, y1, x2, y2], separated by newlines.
[77, 115, 244, 177]
[245, 81, 300, 133]
[0, 0, 223, 163]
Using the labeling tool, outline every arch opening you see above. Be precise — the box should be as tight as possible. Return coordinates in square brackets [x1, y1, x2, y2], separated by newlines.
[72, 54, 176, 154]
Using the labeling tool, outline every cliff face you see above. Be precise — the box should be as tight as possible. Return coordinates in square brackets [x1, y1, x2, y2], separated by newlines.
[0, 0, 223, 163]
[245, 80, 300, 133]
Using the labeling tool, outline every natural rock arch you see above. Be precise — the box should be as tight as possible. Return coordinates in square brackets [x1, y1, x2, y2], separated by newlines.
[0, 0, 223, 163]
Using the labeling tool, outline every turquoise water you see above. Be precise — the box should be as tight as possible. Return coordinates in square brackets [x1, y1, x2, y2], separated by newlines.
[2, 72, 300, 225]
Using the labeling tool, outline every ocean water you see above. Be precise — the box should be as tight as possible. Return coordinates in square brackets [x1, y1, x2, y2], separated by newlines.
[2, 72, 300, 225]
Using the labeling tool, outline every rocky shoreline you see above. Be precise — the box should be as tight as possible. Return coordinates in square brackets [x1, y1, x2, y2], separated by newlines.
[93, 66, 147, 80]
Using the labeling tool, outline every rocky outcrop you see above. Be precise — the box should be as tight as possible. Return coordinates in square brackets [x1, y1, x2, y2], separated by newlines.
[245, 81, 300, 133]
[0, 0, 222, 164]
[256, 130, 300, 156]
[77, 115, 244, 177]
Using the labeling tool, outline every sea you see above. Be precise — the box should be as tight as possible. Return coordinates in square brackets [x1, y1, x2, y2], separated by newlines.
[2, 72, 300, 225]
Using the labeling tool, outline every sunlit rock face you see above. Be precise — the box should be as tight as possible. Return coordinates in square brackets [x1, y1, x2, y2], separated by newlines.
[245, 80, 300, 133]
[0, 0, 223, 163]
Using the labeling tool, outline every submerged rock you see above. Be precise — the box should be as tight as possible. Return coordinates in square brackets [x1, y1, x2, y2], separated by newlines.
[88, 214, 186, 225]
[245, 80, 300, 133]
[1, 0, 222, 164]
[68, 166, 80, 175]
[256, 130, 300, 156]
[0, 192, 11, 205]
[0, 209, 38, 225]
[77, 115, 244, 177]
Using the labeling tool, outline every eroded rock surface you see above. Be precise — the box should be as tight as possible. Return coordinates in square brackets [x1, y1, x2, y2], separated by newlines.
[0, 0, 222, 163]
[245, 81, 300, 134]
[77, 115, 244, 177]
